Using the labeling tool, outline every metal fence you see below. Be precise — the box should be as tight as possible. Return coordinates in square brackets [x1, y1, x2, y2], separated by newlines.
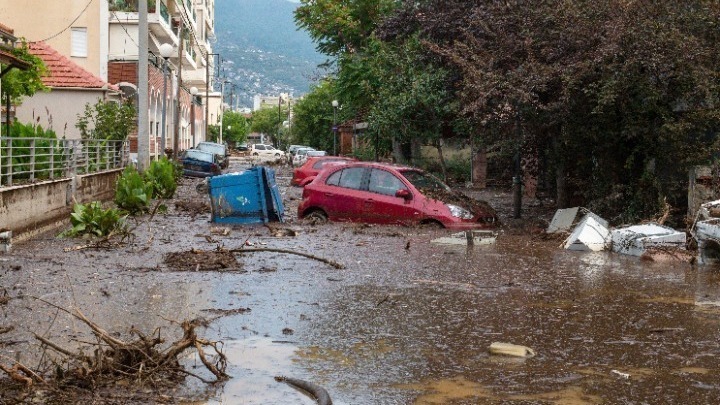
[0, 137, 129, 187]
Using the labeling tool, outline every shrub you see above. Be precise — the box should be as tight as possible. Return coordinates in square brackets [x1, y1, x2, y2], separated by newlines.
[60, 202, 127, 238]
[115, 166, 153, 215]
[144, 157, 177, 199]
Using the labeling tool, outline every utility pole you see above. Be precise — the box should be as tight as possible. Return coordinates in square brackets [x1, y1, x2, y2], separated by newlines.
[173, 19, 184, 157]
[137, 0, 149, 170]
[205, 53, 220, 140]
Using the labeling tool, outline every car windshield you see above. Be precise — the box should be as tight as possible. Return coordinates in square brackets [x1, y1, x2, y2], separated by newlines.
[400, 170, 451, 192]
[197, 143, 224, 155]
[184, 149, 214, 163]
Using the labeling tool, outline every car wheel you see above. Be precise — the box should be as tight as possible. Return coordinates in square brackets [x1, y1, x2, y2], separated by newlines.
[305, 210, 328, 224]
[275, 153, 280, 157]
[420, 219, 444, 229]
[253, 152, 259, 156]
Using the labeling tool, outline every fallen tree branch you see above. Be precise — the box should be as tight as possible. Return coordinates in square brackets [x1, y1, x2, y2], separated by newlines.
[0, 358, 45, 387]
[230, 248, 344, 269]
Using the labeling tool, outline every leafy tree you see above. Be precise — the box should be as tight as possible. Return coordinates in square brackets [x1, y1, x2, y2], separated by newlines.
[220, 111, 250, 144]
[250, 106, 289, 146]
[289, 79, 337, 152]
[76, 98, 136, 140]
[392, 0, 720, 222]
[0, 39, 48, 104]
[295, 0, 397, 57]
[367, 35, 462, 173]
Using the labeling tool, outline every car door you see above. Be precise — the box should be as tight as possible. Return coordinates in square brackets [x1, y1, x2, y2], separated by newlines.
[319, 167, 368, 221]
[365, 168, 418, 224]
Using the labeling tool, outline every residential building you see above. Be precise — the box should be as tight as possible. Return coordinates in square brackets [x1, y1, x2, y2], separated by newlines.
[18, 41, 120, 139]
[0, 0, 217, 156]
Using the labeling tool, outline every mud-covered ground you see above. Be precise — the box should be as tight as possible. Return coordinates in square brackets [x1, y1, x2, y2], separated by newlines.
[2, 158, 720, 404]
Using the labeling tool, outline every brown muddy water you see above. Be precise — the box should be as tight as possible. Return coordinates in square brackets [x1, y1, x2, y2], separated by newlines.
[1, 159, 720, 404]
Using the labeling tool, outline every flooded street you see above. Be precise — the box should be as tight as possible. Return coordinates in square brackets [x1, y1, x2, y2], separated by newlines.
[2, 159, 720, 404]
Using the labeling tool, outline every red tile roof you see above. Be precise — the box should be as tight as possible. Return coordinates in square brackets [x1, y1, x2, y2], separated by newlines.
[28, 41, 118, 90]
[0, 22, 14, 36]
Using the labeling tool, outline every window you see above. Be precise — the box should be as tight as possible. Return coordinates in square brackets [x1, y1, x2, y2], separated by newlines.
[369, 169, 407, 196]
[71, 27, 88, 57]
[326, 167, 364, 190]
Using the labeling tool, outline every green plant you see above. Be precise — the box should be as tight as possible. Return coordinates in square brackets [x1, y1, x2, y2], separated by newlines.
[1, 121, 65, 182]
[76, 99, 136, 140]
[60, 202, 127, 238]
[144, 157, 178, 199]
[115, 166, 153, 215]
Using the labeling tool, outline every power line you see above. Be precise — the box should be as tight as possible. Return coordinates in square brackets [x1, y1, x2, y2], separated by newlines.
[110, 10, 139, 49]
[37, 0, 95, 43]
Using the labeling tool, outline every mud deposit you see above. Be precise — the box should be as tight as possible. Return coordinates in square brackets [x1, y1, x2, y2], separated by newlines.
[2, 159, 720, 404]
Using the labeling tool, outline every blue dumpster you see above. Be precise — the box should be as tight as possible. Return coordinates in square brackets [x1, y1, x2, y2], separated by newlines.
[207, 167, 284, 224]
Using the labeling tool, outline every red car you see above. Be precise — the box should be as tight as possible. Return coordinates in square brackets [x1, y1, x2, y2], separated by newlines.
[298, 162, 497, 229]
[291, 156, 356, 187]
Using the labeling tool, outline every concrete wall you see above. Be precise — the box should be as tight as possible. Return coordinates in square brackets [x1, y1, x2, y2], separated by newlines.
[15, 89, 108, 140]
[0, 169, 122, 242]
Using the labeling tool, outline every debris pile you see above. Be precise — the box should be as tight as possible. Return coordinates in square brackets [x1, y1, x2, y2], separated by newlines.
[547, 207, 690, 262]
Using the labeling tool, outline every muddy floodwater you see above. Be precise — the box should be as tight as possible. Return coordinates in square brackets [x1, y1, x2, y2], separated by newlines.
[2, 159, 720, 404]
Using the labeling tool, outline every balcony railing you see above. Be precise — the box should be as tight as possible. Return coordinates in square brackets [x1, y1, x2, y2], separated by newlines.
[0, 137, 129, 187]
[109, 0, 157, 13]
[160, 1, 170, 25]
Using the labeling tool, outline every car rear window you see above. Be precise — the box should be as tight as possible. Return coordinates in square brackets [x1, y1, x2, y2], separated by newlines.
[197, 143, 224, 155]
[184, 150, 214, 163]
[326, 167, 364, 190]
[312, 159, 344, 170]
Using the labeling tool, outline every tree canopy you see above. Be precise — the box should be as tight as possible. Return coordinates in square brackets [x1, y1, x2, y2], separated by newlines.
[296, 0, 720, 223]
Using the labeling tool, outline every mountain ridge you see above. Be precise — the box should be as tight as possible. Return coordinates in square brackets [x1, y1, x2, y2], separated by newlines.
[213, 0, 326, 108]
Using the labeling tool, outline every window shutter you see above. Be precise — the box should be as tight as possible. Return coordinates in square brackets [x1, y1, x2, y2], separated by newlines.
[71, 27, 88, 57]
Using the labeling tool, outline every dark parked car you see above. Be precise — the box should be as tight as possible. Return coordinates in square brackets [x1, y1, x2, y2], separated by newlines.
[178, 149, 222, 178]
[298, 162, 497, 229]
[196, 141, 229, 168]
[291, 156, 356, 186]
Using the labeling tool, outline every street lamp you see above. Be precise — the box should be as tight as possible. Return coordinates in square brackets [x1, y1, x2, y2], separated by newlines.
[190, 86, 198, 148]
[159, 43, 174, 156]
[332, 99, 338, 155]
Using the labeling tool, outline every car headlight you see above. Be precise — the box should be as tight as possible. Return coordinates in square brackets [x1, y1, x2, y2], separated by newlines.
[446, 204, 474, 219]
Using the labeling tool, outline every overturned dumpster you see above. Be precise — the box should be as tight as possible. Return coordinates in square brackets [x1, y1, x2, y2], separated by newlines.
[208, 167, 284, 225]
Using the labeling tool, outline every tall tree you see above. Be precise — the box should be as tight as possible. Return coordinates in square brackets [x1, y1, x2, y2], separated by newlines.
[295, 0, 397, 57]
[393, 0, 720, 222]
[289, 79, 337, 152]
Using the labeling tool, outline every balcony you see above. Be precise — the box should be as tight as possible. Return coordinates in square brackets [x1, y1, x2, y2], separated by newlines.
[108, 0, 177, 46]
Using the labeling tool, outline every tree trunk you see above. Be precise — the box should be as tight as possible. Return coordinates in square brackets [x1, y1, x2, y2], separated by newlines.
[554, 135, 569, 208]
[435, 140, 447, 182]
[472, 147, 487, 188]
[410, 138, 422, 166]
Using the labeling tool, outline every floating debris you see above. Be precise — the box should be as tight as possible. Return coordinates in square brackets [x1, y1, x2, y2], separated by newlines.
[489, 342, 535, 358]
[431, 230, 497, 246]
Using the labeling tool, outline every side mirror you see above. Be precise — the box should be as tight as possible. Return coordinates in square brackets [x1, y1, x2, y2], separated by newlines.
[395, 189, 412, 200]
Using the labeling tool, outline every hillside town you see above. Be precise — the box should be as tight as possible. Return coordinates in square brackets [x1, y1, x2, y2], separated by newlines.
[3, 1, 720, 404]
